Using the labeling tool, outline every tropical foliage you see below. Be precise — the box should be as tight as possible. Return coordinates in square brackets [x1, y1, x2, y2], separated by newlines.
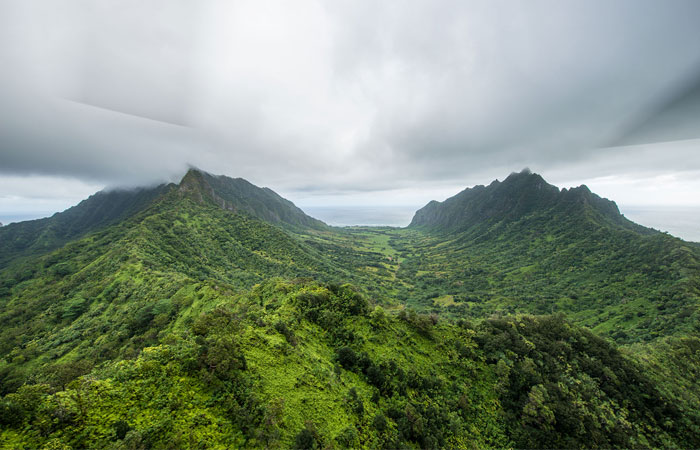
[1, 169, 698, 448]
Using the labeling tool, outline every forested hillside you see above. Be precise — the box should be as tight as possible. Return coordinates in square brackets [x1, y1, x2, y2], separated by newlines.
[0, 184, 171, 269]
[2, 279, 697, 448]
[1, 169, 698, 448]
[395, 171, 698, 341]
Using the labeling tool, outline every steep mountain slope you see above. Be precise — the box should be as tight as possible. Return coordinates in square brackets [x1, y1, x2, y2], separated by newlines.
[180, 169, 327, 230]
[0, 172, 398, 396]
[0, 185, 340, 393]
[410, 169, 649, 234]
[0, 184, 171, 269]
[0, 168, 325, 271]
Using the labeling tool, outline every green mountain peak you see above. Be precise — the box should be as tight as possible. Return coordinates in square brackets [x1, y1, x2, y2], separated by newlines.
[176, 168, 327, 230]
[0, 168, 326, 269]
[409, 170, 639, 232]
[177, 167, 212, 203]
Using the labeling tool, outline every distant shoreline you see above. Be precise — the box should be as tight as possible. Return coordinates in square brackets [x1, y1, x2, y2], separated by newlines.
[3, 204, 697, 242]
[620, 206, 700, 242]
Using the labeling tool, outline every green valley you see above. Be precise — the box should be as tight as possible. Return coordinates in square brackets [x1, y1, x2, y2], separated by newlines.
[1, 169, 699, 448]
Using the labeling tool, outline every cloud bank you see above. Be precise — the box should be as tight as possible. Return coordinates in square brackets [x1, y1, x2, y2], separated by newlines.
[1, 0, 700, 207]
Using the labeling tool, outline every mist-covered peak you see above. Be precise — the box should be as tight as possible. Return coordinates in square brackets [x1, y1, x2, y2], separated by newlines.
[176, 168, 327, 230]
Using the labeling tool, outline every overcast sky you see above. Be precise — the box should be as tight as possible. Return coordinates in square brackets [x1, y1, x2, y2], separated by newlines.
[1, 0, 700, 234]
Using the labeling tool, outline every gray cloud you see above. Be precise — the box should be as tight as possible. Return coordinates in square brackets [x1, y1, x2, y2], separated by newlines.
[1, 0, 700, 197]
[609, 67, 700, 146]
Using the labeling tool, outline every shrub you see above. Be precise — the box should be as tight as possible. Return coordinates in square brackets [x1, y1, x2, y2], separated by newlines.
[294, 422, 321, 450]
[335, 346, 357, 370]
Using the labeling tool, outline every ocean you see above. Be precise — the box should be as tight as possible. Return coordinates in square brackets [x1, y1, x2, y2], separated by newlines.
[300, 205, 419, 228]
[2, 205, 698, 243]
[620, 206, 700, 243]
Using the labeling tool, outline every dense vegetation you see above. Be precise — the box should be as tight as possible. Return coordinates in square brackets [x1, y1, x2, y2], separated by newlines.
[393, 216, 700, 343]
[2, 280, 696, 448]
[306, 170, 700, 343]
[0, 169, 698, 448]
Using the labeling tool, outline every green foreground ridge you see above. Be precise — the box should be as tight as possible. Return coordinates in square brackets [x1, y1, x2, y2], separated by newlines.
[0, 168, 698, 449]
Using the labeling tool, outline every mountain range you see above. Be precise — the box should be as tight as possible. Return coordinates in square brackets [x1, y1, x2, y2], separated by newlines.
[0, 168, 698, 449]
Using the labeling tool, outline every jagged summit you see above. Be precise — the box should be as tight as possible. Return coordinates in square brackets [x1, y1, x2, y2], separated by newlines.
[176, 168, 327, 230]
[409, 170, 640, 232]
[0, 169, 326, 268]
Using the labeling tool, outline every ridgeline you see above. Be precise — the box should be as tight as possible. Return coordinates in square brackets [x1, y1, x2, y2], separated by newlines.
[1, 169, 698, 448]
